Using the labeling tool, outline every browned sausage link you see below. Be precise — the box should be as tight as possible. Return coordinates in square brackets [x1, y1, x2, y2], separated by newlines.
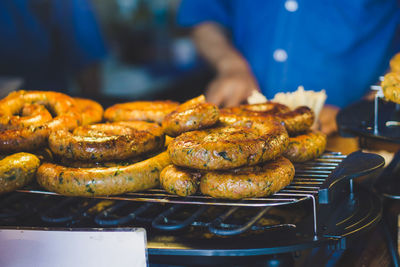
[162, 95, 220, 137]
[0, 90, 81, 130]
[160, 164, 201, 196]
[276, 106, 315, 135]
[4, 104, 52, 130]
[168, 119, 289, 170]
[0, 90, 82, 152]
[36, 151, 171, 196]
[238, 102, 291, 114]
[74, 98, 104, 126]
[104, 100, 179, 123]
[283, 131, 326, 162]
[49, 121, 165, 162]
[0, 126, 48, 153]
[58, 156, 145, 168]
[0, 152, 40, 194]
[200, 156, 295, 199]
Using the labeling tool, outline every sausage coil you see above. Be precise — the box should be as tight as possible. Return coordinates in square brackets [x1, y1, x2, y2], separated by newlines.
[283, 131, 327, 162]
[37, 151, 171, 196]
[74, 98, 103, 126]
[168, 119, 289, 170]
[160, 164, 201, 196]
[162, 95, 219, 137]
[0, 90, 81, 152]
[104, 100, 179, 123]
[49, 121, 164, 162]
[200, 156, 295, 199]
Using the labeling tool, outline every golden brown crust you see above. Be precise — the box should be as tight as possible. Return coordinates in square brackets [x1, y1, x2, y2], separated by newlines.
[0, 126, 48, 153]
[168, 119, 289, 170]
[160, 164, 201, 196]
[0, 152, 40, 194]
[36, 151, 171, 196]
[200, 156, 295, 199]
[0, 90, 81, 130]
[276, 106, 315, 135]
[283, 131, 326, 162]
[2, 103, 52, 130]
[220, 103, 314, 135]
[0, 90, 82, 152]
[381, 72, 400, 104]
[49, 121, 165, 162]
[104, 100, 179, 123]
[74, 98, 104, 126]
[162, 95, 220, 137]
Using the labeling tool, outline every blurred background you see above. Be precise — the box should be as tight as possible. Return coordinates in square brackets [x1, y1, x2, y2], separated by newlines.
[0, 0, 212, 105]
[89, 0, 211, 104]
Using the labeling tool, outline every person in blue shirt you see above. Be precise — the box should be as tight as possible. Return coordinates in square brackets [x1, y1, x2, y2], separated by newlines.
[0, 0, 108, 97]
[177, 0, 400, 134]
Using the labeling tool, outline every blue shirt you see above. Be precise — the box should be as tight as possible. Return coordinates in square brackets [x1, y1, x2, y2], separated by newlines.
[0, 0, 107, 92]
[178, 0, 400, 107]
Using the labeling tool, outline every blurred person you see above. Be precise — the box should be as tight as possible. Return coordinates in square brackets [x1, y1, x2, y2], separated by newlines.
[177, 0, 400, 135]
[0, 0, 108, 97]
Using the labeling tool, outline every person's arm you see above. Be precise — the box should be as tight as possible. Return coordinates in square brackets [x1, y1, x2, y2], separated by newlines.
[192, 22, 258, 107]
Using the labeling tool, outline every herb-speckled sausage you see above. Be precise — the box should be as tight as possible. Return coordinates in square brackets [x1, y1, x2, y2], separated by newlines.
[160, 164, 201, 196]
[36, 151, 171, 196]
[49, 121, 164, 162]
[200, 156, 294, 199]
[168, 119, 289, 170]
[283, 131, 326, 162]
[0, 152, 40, 194]
[162, 95, 219, 137]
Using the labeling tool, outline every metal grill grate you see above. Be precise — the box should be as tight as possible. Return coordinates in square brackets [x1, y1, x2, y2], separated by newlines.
[17, 152, 345, 207]
[13, 152, 347, 236]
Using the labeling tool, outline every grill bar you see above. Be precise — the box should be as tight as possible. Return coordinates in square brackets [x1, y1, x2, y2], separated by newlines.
[13, 151, 347, 237]
[17, 152, 343, 209]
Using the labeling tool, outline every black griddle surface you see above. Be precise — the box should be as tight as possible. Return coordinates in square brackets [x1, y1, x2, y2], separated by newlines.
[337, 99, 400, 143]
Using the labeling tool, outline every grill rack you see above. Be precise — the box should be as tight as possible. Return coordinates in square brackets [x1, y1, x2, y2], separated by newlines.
[12, 151, 347, 237]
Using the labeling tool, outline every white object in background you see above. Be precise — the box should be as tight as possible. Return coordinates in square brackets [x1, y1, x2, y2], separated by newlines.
[247, 90, 268, 104]
[0, 228, 147, 267]
[246, 86, 327, 126]
[272, 86, 327, 124]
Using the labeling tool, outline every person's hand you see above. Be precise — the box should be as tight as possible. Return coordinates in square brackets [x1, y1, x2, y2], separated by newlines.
[318, 104, 339, 136]
[206, 71, 259, 107]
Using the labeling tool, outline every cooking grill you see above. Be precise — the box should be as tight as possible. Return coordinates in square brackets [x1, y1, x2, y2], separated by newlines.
[0, 150, 384, 265]
[337, 86, 400, 266]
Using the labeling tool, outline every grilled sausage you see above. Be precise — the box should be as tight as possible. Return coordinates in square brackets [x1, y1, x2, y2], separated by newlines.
[36, 151, 171, 196]
[160, 164, 201, 196]
[200, 156, 295, 199]
[0, 126, 48, 153]
[74, 98, 103, 126]
[104, 100, 179, 123]
[0, 90, 81, 152]
[168, 119, 289, 170]
[49, 121, 164, 162]
[283, 131, 326, 162]
[0, 90, 81, 130]
[0, 152, 40, 194]
[381, 72, 400, 104]
[162, 95, 219, 137]
[220, 103, 314, 135]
